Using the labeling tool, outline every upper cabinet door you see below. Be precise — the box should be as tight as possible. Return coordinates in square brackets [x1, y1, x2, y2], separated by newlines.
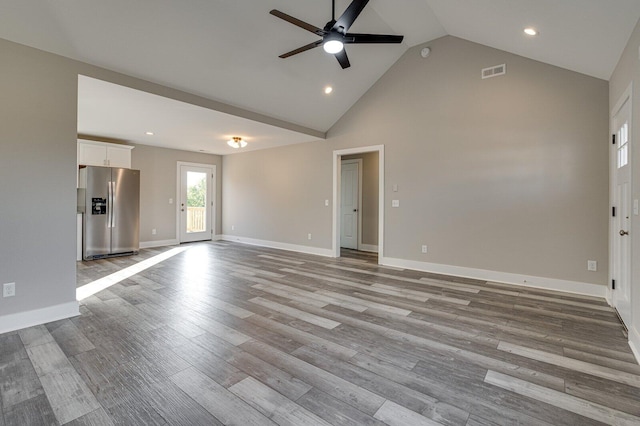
[78, 142, 108, 166]
[106, 146, 132, 168]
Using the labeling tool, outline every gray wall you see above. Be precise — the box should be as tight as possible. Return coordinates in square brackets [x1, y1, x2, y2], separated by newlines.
[0, 39, 78, 318]
[609, 18, 640, 348]
[222, 142, 332, 248]
[0, 37, 236, 329]
[131, 144, 222, 242]
[342, 152, 379, 247]
[223, 35, 610, 286]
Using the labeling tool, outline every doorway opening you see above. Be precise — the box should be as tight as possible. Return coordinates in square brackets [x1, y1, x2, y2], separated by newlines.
[177, 162, 216, 243]
[333, 145, 384, 262]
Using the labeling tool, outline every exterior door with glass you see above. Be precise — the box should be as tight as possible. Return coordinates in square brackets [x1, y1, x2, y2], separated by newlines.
[612, 95, 632, 328]
[179, 163, 214, 243]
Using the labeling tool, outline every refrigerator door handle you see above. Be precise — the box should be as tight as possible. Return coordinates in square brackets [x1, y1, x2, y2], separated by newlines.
[111, 181, 116, 228]
[107, 181, 113, 228]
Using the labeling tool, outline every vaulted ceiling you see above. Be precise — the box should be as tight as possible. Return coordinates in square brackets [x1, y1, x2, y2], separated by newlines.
[1, 0, 639, 153]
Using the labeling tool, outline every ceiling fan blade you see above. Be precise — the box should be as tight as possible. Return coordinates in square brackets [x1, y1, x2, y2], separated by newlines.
[270, 9, 324, 35]
[279, 40, 323, 58]
[345, 33, 404, 44]
[335, 49, 351, 69]
[333, 0, 369, 33]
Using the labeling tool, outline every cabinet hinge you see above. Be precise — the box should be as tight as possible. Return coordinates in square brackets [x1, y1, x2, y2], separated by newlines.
[612, 134, 616, 145]
[612, 279, 616, 290]
[612, 206, 616, 217]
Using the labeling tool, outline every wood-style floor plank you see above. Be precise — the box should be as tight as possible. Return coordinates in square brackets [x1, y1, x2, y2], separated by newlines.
[169, 367, 275, 425]
[0, 241, 637, 425]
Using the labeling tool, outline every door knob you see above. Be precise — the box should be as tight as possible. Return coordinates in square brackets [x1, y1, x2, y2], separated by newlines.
[353, 209, 357, 212]
[620, 230, 629, 236]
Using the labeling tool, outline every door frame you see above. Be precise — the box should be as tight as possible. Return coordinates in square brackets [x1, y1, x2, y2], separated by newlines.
[609, 83, 632, 312]
[176, 161, 216, 243]
[341, 158, 363, 250]
[332, 145, 384, 261]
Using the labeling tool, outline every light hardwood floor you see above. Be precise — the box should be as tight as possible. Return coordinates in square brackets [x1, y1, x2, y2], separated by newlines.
[1, 241, 639, 425]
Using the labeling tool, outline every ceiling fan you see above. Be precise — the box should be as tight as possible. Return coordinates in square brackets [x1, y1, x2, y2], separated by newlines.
[270, 0, 404, 69]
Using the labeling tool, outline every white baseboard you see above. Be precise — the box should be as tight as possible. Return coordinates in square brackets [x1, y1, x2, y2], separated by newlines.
[0, 301, 80, 335]
[219, 235, 333, 257]
[380, 257, 607, 298]
[139, 239, 179, 249]
[359, 244, 379, 253]
[629, 326, 640, 365]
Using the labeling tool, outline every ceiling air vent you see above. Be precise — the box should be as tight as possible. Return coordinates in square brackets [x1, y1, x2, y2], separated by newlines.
[482, 64, 506, 79]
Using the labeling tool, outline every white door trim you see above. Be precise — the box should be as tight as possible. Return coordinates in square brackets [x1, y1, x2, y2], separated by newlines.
[333, 145, 384, 261]
[341, 159, 363, 250]
[176, 161, 216, 243]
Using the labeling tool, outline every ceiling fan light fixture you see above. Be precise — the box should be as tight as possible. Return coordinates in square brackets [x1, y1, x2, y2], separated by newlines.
[323, 39, 344, 54]
[227, 136, 247, 149]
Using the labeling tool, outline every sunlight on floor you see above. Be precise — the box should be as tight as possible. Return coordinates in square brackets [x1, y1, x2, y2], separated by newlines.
[76, 246, 189, 301]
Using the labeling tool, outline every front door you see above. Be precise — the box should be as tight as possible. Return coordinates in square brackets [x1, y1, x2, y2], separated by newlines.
[612, 95, 632, 328]
[341, 161, 359, 249]
[179, 163, 214, 243]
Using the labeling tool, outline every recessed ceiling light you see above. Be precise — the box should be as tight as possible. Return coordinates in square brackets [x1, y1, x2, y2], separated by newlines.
[145, 131, 154, 136]
[324, 86, 333, 94]
[524, 28, 537, 36]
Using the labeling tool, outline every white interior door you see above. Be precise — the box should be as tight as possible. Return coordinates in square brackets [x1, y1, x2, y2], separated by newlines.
[341, 161, 359, 249]
[612, 96, 632, 328]
[179, 163, 214, 243]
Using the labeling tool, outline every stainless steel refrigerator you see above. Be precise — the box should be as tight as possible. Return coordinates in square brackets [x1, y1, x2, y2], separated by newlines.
[78, 166, 140, 260]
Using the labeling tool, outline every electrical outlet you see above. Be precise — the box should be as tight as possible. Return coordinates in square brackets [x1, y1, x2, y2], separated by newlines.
[152, 228, 157, 235]
[587, 260, 597, 272]
[324, 199, 329, 206]
[169, 198, 173, 204]
[231, 225, 235, 231]
[308, 233, 312, 240]
[421, 245, 428, 253]
[3, 282, 15, 298]
[392, 200, 400, 208]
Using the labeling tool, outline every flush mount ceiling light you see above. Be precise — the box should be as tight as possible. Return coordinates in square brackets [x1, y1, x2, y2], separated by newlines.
[145, 131, 154, 136]
[524, 28, 538, 36]
[227, 136, 247, 149]
[324, 86, 333, 94]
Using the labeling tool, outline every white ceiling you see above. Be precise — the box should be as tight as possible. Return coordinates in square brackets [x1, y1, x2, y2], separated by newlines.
[2, 0, 640, 154]
[78, 76, 319, 155]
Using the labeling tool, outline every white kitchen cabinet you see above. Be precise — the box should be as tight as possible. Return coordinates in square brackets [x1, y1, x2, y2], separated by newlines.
[78, 140, 134, 168]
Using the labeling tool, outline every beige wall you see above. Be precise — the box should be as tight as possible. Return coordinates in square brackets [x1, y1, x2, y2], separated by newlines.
[131, 144, 222, 242]
[609, 18, 640, 352]
[343, 152, 379, 247]
[223, 35, 610, 287]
